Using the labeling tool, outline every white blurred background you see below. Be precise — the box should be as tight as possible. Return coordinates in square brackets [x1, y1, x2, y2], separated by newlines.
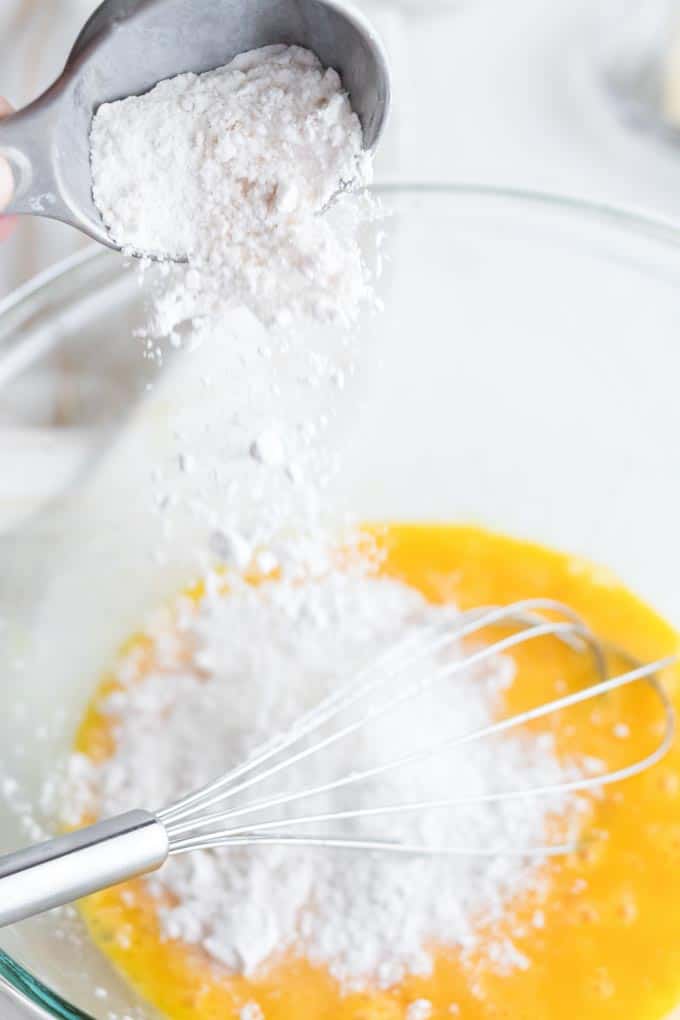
[5, 0, 680, 297]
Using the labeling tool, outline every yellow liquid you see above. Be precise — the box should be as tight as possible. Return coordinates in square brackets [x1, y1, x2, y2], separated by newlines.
[75, 525, 680, 1019]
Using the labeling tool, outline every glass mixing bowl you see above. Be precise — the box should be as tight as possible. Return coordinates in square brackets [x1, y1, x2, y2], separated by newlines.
[1, 185, 680, 1020]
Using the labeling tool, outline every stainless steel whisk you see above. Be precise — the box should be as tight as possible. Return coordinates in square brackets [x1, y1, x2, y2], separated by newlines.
[0, 599, 674, 929]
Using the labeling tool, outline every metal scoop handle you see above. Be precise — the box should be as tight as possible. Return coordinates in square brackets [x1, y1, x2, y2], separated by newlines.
[0, 87, 114, 248]
[0, 106, 56, 217]
[0, 811, 168, 928]
[0, 100, 104, 239]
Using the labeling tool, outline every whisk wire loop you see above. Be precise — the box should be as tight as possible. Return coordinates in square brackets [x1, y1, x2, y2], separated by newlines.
[160, 607, 601, 830]
[166, 656, 675, 854]
[160, 600, 598, 826]
[160, 601, 676, 858]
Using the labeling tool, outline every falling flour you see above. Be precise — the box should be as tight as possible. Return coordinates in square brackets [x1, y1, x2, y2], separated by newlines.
[90, 45, 377, 331]
[63, 570, 584, 991]
[58, 32, 583, 1005]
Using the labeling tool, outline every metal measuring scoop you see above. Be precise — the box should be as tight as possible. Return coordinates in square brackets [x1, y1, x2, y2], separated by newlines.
[0, 0, 390, 253]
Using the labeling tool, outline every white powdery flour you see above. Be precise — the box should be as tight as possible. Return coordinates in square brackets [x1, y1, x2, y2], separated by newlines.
[90, 45, 376, 331]
[64, 570, 583, 991]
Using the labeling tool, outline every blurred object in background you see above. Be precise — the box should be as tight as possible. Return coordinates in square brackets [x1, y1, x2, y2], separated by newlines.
[0, 0, 133, 484]
[602, 0, 680, 137]
[0, 0, 98, 297]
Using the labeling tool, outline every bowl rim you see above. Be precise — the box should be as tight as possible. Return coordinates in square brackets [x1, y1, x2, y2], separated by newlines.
[3, 180, 680, 1020]
[3, 180, 680, 329]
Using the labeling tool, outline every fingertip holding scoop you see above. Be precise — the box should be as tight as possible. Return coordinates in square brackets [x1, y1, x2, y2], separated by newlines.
[0, 156, 16, 240]
[0, 156, 14, 209]
[0, 96, 14, 213]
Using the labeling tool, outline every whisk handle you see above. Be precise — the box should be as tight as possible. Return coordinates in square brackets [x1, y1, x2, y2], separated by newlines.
[0, 810, 168, 928]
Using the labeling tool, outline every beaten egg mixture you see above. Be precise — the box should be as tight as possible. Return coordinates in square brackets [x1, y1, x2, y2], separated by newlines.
[73, 524, 680, 1020]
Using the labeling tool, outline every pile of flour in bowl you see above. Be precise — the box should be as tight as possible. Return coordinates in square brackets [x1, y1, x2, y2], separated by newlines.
[63, 569, 584, 992]
[90, 44, 377, 332]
